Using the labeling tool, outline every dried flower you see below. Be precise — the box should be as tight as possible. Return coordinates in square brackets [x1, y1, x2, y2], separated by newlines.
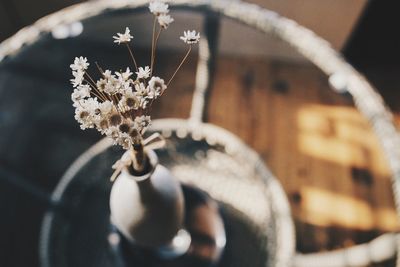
[148, 76, 166, 98]
[113, 27, 133, 44]
[149, 1, 169, 16]
[136, 66, 151, 79]
[116, 67, 133, 81]
[180, 30, 200, 44]
[158, 14, 174, 29]
[70, 70, 84, 87]
[70, 2, 198, 151]
[135, 115, 151, 134]
[70, 57, 89, 72]
[134, 82, 149, 97]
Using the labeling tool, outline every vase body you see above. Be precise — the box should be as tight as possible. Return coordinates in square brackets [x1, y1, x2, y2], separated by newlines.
[109, 150, 185, 248]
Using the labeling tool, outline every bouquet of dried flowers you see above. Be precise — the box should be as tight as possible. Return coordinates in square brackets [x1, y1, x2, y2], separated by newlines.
[70, 1, 200, 176]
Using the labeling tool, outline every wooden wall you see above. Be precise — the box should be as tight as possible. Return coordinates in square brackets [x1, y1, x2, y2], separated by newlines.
[153, 51, 400, 265]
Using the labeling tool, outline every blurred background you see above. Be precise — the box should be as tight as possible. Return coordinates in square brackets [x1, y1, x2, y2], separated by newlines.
[1, 0, 400, 267]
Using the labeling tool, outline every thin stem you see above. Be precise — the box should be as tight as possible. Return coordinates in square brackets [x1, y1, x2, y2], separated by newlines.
[95, 62, 104, 75]
[111, 94, 124, 113]
[85, 73, 111, 102]
[88, 87, 105, 101]
[84, 72, 97, 86]
[150, 16, 157, 73]
[83, 75, 96, 89]
[125, 43, 138, 72]
[167, 45, 192, 86]
[151, 28, 162, 76]
[112, 102, 123, 116]
[84, 78, 106, 101]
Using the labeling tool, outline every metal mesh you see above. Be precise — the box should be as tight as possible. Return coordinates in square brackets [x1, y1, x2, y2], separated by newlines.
[40, 122, 294, 267]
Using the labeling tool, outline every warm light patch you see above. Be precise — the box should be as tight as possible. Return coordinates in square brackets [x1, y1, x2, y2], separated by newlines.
[300, 186, 399, 231]
[297, 104, 390, 176]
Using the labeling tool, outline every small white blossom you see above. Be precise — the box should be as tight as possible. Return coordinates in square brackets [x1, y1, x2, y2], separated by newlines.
[180, 30, 200, 44]
[99, 101, 113, 115]
[113, 27, 133, 44]
[81, 98, 100, 114]
[70, 57, 89, 72]
[104, 82, 117, 95]
[158, 14, 174, 29]
[134, 82, 149, 97]
[105, 126, 121, 141]
[116, 67, 133, 81]
[71, 84, 91, 103]
[149, 1, 169, 16]
[70, 70, 84, 87]
[118, 132, 133, 149]
[120, 81, 133, 95]
[96, 78, 107, 92]
[77, 84, 91, 97]
[103, 70, 113, 79]
[120, 92, 139, 110]
[74, 108, 94, 130]
[71, 90, 83, 103]
[135, 66, 151, 79]
[134, 115, 151, 133]
[148, 76, 167, 98]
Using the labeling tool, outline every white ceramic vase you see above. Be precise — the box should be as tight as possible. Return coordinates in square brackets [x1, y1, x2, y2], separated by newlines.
[109, 149, 190, 256]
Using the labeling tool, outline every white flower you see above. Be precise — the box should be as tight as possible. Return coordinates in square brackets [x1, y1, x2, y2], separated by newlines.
[70, 70, 84, 87]
[70, 57, 89, 72]
[77, 84, 91, 97]
[149, 1, 169, 15]
[99, 100, 113, 115]
[81, 98, 100, 113]
[103, 70, 113, 79]
[137, 97, 149, 109]
[71, 90, 83, 103]
[148, 76, 167, 98]
[134, 115, 151, 133]
[158, 14, 174, 29]
[135, 66, 151, 79]
[120, 81, 133, 95]
[118, 132, 133, 149]
[134, 82, 149, 97]
[96, 78, 107, 92]
[120, 92, 139, 110]
[103, 74, 120, 94]
[113, 27, 133, 44]
[104, 81, 117, 94]
[180, 30, 200, 44]
[71, 84, 91, 103]
[74, 107, 94, 130]
[105, 126, 121, 141]
[116, 67, 133, 81]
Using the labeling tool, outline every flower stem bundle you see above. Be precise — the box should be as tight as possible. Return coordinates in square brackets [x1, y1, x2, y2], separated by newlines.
[69, 1, 200, 173]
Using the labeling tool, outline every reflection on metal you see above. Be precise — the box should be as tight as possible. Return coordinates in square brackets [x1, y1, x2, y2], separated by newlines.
[190, 12, 220, 123]
[328, 72, 348, 94]
[51, 22, 83, 39]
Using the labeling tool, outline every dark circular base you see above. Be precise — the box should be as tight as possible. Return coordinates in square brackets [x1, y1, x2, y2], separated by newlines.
[40, 121, 294, 267]
[110, 184, 225, 267]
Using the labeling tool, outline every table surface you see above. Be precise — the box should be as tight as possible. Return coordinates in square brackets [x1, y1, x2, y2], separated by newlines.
[0, 8, 398, 267]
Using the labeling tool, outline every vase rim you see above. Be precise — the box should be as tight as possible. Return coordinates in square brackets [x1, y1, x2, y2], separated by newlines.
[122, 149, 159, 182]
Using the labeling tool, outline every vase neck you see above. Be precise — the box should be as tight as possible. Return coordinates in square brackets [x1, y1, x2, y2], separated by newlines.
[124, 149, 159, 182]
